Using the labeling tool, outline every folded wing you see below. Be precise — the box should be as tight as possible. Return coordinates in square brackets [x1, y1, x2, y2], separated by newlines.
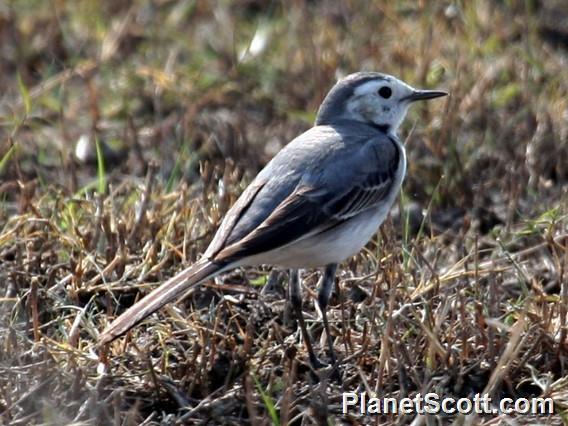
[210, 125, 401, 263]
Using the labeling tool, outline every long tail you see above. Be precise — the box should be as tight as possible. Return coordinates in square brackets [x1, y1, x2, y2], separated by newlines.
[98, 258, 226, 346]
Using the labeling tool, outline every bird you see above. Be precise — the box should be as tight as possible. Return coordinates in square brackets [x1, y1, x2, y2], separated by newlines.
[98, 72, 447, 368]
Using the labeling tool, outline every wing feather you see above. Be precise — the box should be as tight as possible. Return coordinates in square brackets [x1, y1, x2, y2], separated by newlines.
[323, 168, 397, 220]
[205, 179, 266, 258]
[210, 126, 402, 264]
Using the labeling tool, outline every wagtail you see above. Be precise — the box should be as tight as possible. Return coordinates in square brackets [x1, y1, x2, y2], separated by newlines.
[98, 72, 447, 368]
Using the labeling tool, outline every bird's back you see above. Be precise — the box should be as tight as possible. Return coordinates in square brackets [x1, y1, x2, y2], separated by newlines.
[205, 122, 402, 262]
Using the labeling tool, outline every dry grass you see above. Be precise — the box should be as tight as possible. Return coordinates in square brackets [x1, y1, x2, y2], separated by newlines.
[1, 1, 568, 424]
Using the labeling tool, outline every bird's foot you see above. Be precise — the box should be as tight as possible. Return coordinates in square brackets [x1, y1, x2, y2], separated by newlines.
[306, 355, 342, 384]
[308, 353, 328, 370]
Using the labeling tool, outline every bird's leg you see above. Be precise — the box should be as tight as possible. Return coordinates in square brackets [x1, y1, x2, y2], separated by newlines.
[289, 269, 322, 369]
[317, 263, 338, 364]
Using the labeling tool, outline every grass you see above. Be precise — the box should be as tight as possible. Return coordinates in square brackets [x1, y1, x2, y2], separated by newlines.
[1, 0, 568, 424]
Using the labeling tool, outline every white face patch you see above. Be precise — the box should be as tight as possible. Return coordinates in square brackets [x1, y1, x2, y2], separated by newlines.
[344, 76, 415, 133]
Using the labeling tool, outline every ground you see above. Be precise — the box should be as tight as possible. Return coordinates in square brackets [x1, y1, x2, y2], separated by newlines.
[1, 1, 568, 425]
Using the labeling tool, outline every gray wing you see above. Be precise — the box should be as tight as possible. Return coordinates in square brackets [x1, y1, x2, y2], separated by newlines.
[206, 124, 401, 263]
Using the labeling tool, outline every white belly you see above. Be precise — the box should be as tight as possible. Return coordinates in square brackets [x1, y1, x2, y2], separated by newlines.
[240, 203, 391, 269]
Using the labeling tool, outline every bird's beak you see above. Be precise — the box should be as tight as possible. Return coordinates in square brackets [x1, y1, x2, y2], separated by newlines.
[403, 89, 448, 102]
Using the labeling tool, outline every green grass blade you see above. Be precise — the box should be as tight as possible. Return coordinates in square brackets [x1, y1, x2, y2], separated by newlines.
[166, 143, 187, 193]
[17, 73, 31, 115]
[249, 275, 268, 287]
[0, 144, 16, 174]
[95, 137, 106, 194]
[252, 375, 280, 426]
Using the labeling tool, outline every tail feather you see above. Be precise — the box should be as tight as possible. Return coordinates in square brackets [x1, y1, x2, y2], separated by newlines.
[98, 258, 225, 346]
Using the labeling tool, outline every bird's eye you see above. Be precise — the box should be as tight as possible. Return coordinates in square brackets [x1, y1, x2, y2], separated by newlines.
[378, 86, 392, 99]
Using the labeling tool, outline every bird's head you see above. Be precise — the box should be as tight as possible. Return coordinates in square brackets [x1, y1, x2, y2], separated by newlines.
[316, 72, 448, 134]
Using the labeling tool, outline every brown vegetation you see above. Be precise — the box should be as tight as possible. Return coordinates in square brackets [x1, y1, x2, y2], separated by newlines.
[1, 1, 567, 424]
